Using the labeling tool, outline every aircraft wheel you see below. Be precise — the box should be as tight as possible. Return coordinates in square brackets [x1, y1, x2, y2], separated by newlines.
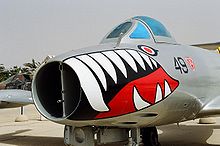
[141, 127, 160, 146]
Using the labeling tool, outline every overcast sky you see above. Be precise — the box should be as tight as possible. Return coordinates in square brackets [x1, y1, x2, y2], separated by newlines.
[0, 0, 220, 67]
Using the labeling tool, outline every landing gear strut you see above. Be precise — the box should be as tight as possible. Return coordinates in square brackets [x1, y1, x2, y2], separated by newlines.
[64, 125, 160, 146]
[141, 127, 160, 146]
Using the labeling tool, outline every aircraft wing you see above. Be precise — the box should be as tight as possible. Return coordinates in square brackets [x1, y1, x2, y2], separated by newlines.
[193, 42, 220, 118]
[192, 42, 220, 51]
[197, 96, 220, 118]
[0, 89, 33, 108]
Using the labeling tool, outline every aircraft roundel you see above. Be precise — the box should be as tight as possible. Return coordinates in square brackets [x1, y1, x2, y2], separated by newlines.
[138, 45, 158, 56]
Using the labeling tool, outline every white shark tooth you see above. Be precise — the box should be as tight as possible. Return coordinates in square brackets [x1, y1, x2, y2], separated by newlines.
[155, 84, 163, 103]
[133, 87, 150, 110]
[103, 51, 127, 78]
[89, 53, 117, 84]
[150, 58, 158, 68]
[65, 58, 109, 112]
[127, 50, 146, 70]
[139, 52, 153, 70]
[164, 80, 172, 97]
[115, 50, 138, 72]
[77, 55, 107, 91]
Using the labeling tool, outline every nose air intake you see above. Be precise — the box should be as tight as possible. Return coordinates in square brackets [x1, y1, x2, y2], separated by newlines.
[33, 62, 81, 120]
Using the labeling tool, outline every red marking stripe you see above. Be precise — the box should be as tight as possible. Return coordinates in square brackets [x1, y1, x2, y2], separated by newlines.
[95, 67, 179, 119]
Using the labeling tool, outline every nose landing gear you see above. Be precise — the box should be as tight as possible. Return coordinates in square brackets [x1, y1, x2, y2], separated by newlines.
[141, 127, 161, 146]
[64, 125, 161, 146]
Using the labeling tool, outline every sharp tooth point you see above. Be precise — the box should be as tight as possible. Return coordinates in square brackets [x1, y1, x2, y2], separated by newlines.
[116, 50, 138, 72]
[103, 51, 128, 78]
[140, 53, 153, 70]
[146, 57, 153, 70]
[89, 53, 117, 84]
[150, 58, 158, 68]
[128, 50, 146, 70]
[77, 55, 107, 91]
[133, 87, 150, 110]
[164, 80, 172, 97]
[64, 58, 109, 112]
[155, 84, 163, 103]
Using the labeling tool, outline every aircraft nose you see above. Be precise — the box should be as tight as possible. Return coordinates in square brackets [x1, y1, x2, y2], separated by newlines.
[32, 61, 81, 121]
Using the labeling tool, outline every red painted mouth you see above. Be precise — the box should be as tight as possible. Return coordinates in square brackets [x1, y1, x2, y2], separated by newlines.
[96, 67, 179, 119]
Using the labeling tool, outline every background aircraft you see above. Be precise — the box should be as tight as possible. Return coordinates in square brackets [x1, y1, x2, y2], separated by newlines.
[193, 42, 220, 51]
[0, 73, 32, 108]
[31, 16, 220, 146]
[0, 73, 32, 90]
[0, 56, 54, 109]
[0, 89, 32, 108]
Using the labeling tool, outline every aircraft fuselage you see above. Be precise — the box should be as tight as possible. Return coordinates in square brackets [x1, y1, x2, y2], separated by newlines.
[33, 43, 220, 127]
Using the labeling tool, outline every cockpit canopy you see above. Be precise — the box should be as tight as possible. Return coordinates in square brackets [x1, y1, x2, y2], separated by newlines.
[100, 16, 176, 45]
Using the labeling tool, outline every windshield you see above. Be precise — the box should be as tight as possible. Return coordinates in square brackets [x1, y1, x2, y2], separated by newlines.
[107, 22, 132, 39]
[134, 16, 172, 38]
[129, 22, 151, 39]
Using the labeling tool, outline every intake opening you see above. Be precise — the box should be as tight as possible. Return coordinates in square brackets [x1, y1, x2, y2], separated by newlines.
[34, 62, 81, 119]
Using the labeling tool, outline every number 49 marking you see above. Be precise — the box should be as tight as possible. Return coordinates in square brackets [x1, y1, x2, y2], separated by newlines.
[174, 57, 188, 74]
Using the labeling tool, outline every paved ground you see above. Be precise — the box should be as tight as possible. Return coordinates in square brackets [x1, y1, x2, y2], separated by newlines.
[1, 105, 220, 146]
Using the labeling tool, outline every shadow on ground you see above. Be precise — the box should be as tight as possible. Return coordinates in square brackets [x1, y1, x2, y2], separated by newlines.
[1, 123, 220, 146]
[159, 123, 220, 146]
[0, 129, 65, 146]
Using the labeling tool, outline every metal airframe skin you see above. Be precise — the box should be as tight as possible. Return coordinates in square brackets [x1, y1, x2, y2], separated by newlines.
[32, 16, 220, 128]
[0, 73, 33, 108]
[0, 89, 33, 108]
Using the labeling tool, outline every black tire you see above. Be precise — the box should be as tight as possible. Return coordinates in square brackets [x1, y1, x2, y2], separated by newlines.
[141, 127, 160, 146]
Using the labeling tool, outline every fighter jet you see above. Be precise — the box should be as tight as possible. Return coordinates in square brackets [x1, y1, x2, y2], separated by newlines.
[32, 16, 220, 146]
[0, 89, 32, 108]
[0, 74, 33, 108]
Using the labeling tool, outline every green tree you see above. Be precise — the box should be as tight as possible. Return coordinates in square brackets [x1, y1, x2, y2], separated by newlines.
[9, 66, 22, 75]
[0, 59, 41, 82]
[0, 64, 10, 82]
[23, 59, 41, 75]
[0, 64, 4, 72]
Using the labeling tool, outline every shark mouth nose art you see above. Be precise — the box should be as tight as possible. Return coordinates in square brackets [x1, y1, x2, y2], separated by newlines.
[61, 47, 179, 120]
